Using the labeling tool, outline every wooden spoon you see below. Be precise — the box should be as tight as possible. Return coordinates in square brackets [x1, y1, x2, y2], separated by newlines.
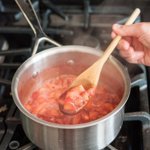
[59, 8, 141, 115]
[70, 8, 140, 89]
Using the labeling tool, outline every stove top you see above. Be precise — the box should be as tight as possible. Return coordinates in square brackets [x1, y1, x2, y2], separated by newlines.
[0, 0, 149, 150]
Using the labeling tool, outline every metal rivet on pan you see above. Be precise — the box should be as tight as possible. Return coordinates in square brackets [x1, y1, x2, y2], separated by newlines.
[32, 71, 38, 78]
[67, 59, 74, 65]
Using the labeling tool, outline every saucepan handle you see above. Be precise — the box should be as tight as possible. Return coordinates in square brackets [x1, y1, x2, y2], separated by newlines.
[15, 0, 61, 55]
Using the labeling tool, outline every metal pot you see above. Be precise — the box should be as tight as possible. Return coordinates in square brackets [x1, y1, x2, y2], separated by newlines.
[12, 0, 130, 149]
[11, 45, 130, 150]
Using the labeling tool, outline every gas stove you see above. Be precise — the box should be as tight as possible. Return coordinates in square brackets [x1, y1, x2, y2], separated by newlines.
[0, 0, 150, 150]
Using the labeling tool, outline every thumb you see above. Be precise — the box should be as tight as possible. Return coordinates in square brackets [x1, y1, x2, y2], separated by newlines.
[112, 24, 141, 37]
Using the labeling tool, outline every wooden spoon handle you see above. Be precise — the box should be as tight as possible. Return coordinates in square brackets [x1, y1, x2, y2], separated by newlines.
[101, 8, 141, 62]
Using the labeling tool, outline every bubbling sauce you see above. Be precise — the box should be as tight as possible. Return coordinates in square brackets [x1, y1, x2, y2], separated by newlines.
[24, 74, 120, 124]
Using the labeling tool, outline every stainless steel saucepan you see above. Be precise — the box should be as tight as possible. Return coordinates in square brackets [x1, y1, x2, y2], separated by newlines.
[11, 0, 131, 149]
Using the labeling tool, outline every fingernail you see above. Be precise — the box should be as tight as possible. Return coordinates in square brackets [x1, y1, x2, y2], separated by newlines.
[113, 24, 122, 29]
[111, 32, 116, 38]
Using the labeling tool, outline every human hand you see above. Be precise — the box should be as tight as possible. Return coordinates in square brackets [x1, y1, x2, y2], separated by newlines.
[111, 22, 150, 66]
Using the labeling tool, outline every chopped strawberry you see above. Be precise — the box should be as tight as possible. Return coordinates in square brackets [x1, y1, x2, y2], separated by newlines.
[62, 85, 95, 114]
[63, 103, 76, 113]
